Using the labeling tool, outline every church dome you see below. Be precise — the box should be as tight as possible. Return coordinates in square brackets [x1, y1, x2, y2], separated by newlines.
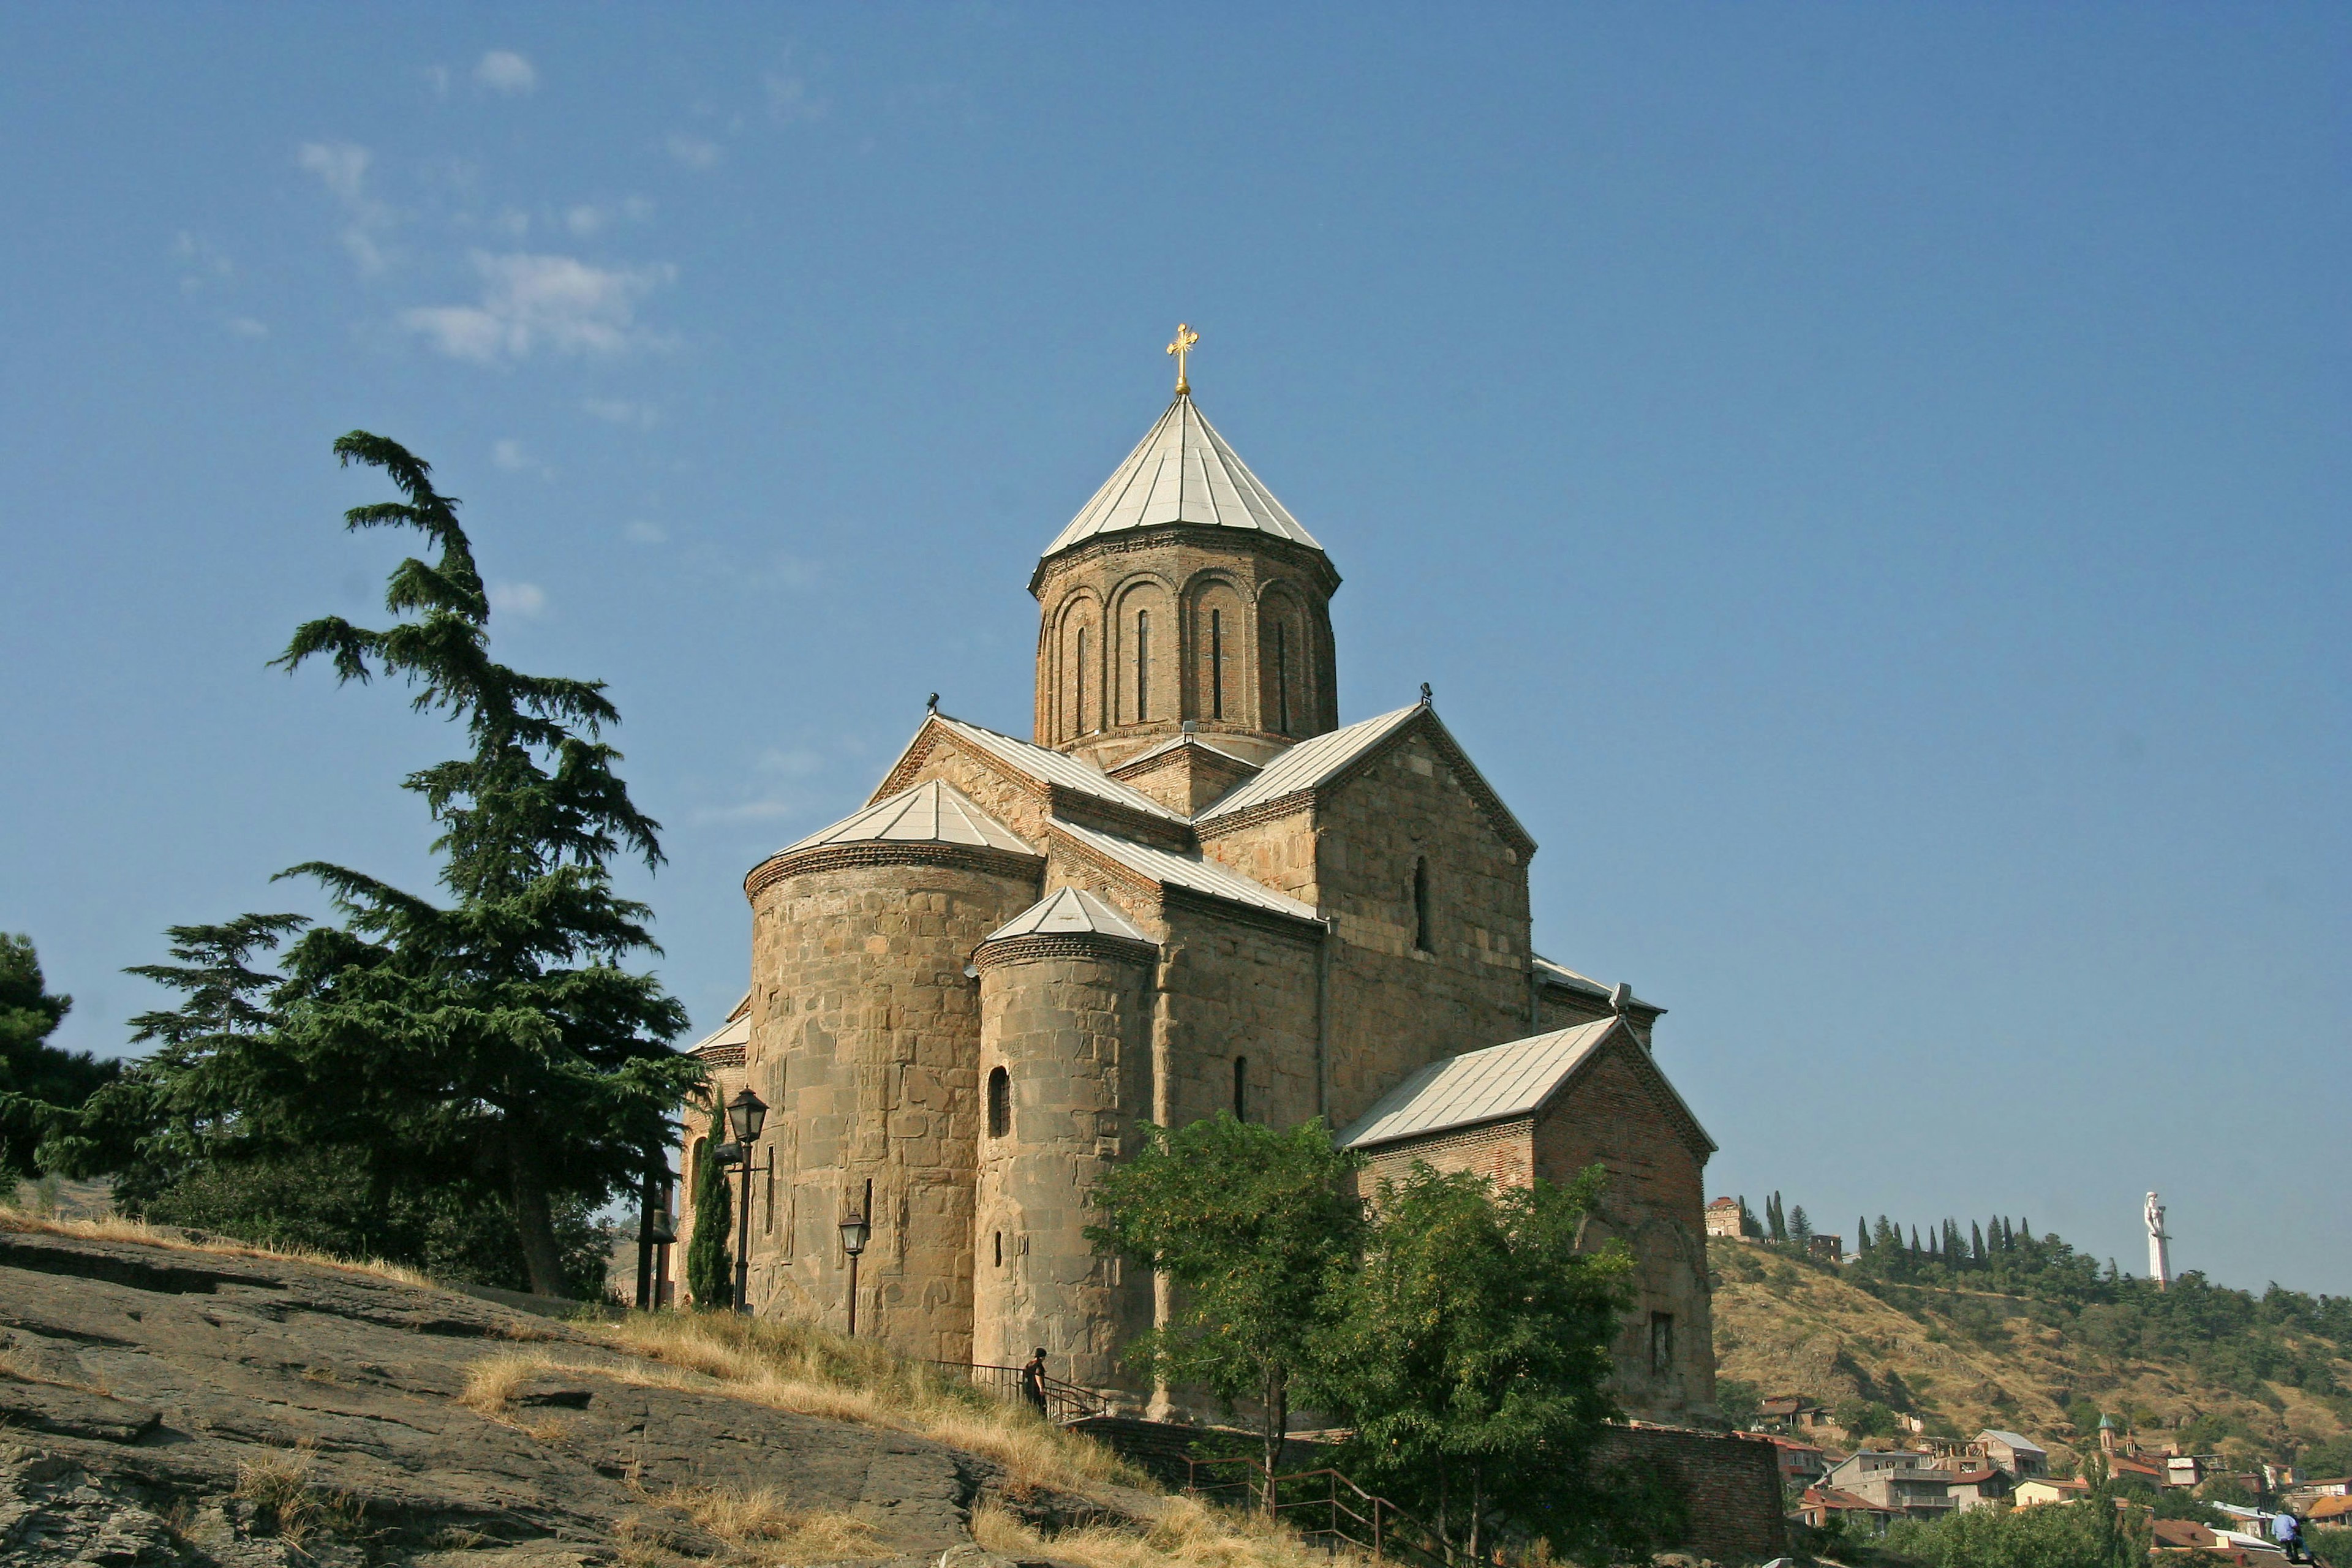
[1038, 393, 1323, 564]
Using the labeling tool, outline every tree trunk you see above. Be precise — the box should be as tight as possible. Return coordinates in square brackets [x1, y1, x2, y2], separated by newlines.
[506, 1145, 573, 1297]
[1261, 1360, 1289, 1515]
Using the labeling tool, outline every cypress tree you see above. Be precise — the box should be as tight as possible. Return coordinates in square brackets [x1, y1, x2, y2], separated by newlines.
[684, 1125, 732, 1310]
[1971, 1220, 1986, 1264]
[1768, 1191, 1788, 1242]
[1910, 1225, 1922, 1254]
[1858, 1217, 1871, 1257]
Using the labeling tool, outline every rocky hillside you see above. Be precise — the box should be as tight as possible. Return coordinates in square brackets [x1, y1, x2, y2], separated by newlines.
[1709, 1238, 2352, 1466]
[0, 1213, 1156, 1567]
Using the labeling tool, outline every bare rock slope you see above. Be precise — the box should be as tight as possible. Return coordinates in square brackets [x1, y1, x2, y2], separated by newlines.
[0, 1225, 1092, 1566]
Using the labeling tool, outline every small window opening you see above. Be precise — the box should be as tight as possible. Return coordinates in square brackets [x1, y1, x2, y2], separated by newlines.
[1075, 627, 1089, 736]
[1232, 1056, 1248, 1121]
[993, 1231, 1003, 1268]
[1136, 609, 1152, 723]
[763, 1158, 775, 1235]
[1412, 857, 1433, 952]
[1649, 1311, 1675, 1376]
[988, 1066, 1010, 1139]
[1210, 609, 1224, 721]
[1273, 622, 1291, 734]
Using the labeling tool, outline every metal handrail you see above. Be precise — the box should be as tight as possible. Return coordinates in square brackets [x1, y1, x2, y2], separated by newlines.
[924, 1359, 1109, 1423]
[1184, 1456, 1451, 1568]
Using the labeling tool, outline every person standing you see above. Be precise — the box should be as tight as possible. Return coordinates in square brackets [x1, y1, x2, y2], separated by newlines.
[2270, 1509, 2306, 1565]
[1019, 1348, 1050, 1417]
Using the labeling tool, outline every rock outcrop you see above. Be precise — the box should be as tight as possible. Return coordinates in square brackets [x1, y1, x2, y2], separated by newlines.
[0, 1224, 1101, 1566]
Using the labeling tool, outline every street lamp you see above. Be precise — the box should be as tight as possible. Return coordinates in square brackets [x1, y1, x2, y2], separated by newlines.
[726, 1087, 767, 1316]
[839, 1207, 870, 1336]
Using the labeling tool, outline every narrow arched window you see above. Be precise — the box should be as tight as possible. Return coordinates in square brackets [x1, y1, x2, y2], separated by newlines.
[1136, 609, 1152, 723]
[1413, 857, 1433, 952]
[1273, 622, 1291, 735]
[763, 1158, 775, 1235]
[1210, 609, 1225, 721]
[1232, 1056, 1248, 1121]
[1074, 627, 1089, 736]
[988, 1066, 1010, 1138]
[994, 1231, 1003, 1268]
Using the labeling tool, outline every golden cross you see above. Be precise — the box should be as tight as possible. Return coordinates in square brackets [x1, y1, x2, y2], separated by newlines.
[1166, 322, 1199, 394]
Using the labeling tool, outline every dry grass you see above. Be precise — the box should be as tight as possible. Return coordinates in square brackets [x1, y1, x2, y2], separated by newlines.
[974, 1497, 1341, 1568]
[459, 1349, 552, 1417]
[588, 1311, 1145, 1494]
[233, 1444, 366, 1550]
[661, 1485, 886, 1566]
[0, 1202, 439, 1291]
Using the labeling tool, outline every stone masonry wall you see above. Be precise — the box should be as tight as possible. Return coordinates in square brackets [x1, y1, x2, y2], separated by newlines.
[1590, 1424, 1790, 1561]
[1158, 902, 1324, 1131]
[1198, 728, 1537, 1129]
[973, 937, 1156, 1402]
[745, 855, 1039, 1363]
[1532, 1040, 1716, 1422]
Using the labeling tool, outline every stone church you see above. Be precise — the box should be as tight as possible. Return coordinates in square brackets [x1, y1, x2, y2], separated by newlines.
[675, 353, 1721, 1423]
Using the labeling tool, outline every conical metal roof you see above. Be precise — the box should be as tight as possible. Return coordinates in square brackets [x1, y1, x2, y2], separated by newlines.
[779, 778, 1033, 857]
[1040, 394, 1322, 560]
[982, 886, 1153, 945]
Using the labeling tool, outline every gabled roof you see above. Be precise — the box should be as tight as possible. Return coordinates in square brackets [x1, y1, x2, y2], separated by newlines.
[1196, 701, 1537, 858]
[1336, 1016, 1716, 1156]
[782, 778, 1035, 857]
[1532, 954, 1661, 1017]
[687, 1011, 751, 1057]
[1977, 1431, 2048, 1455]
[1041, 394, 1323, 561]
[1340, 1019, 1617, 1147]
[983, 886, 1153, 946]
[1108, 731, 1261, 775]
[1050, 818, 1319, 923]
[913, 714, 1187, 823]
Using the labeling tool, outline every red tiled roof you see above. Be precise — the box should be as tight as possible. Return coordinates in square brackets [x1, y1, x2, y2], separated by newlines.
[2309, 1494, 2352, 1522]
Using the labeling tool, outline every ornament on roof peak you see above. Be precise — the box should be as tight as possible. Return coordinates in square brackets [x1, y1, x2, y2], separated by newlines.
[1166, 322, 1199, 396]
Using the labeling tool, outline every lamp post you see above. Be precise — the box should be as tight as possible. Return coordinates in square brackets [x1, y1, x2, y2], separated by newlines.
[726, 1087, 767, 1316]
[648, 1200, 676, 1308]
[838, 1207, 870, 1336]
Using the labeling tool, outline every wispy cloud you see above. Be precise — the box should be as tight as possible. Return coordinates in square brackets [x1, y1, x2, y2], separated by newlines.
[226, 316, 269, 339]
[564, 197, 651, 238]
[666, 134, 722, 171]
[475, 50, 538, 96]
[584, 397, 658, 428]
[693, 745, 832, 824]
[399, 251, 676, 364]
[172, 232, 234, 293]
[298, 141, 394, 274]
[625, 519, 669, 545]
[765, 67, 829, 123]
[489, 581, 548, 617]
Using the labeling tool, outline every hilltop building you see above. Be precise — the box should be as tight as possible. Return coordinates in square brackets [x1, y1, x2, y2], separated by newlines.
[674, 345, 1721, 1423]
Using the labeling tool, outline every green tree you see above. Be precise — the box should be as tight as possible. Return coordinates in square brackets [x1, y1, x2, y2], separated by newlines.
[0, 933, 116, 1180]
[1835, 1398, 1897, 1439]
[76, 435, 698, 1295]
[1333, 1164, 1646, 1564]
[1087, 1114, 1363, 1493]
[684, 1126, 733, 1310]
[1884, 1492, 2144, 1568]
[1858, 1215, 1872, 1256]
[1789, 1204, 1813, 1243]
[1767, 1190, 1788, 1242]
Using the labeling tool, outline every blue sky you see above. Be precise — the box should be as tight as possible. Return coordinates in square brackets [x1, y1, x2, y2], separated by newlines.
[3, 6, 2346, 1292]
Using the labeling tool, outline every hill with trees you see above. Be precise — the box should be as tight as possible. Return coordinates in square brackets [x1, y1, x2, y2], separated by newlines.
[1710, 1213, 2352, 1478]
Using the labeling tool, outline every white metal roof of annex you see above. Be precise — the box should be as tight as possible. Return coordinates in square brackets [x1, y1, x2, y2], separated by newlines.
[1050, 818, 1319, 922]
[983, 886, 1153, 945]
[781, 778, 1035, 857]
[687, 1012, 752, 1056]
[1040, 394, 1324, 559]
[1336, 1019, 1624, 1150]
[1197, 703, 1421, 821]
[925, 715, 1188, 823]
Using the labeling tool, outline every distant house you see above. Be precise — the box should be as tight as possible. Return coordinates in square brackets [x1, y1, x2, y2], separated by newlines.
[2309, 1495, 2352, 1527]
[1799, 1485, 1894, 1537]
[1977, 1430, 2051, 1479]
[1822, 1453, 1956, 1518]
[1945, 1466, 2013, 1512]
[1806, 1234, 1845, 1265]
[2108, 1453, 2168, 1488]
[2169, 1456, 2209, 1489]
[1768, 1436, 1827, 1486]
[2285, 1479, 2351, 1513]
[1706, 1196, 1745, 1239]
[2015, 1477, 2093, 1507]
[1758, 1395, 1832, 1431]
